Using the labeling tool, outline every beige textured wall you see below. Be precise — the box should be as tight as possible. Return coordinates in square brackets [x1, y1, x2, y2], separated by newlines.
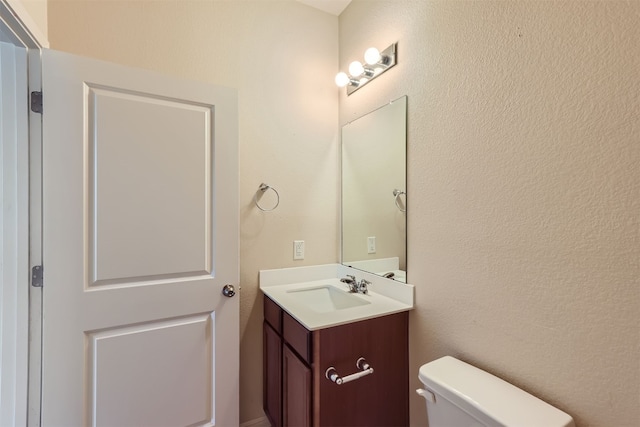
[47, 1, 338, 423]
[339, 1, 639, 426]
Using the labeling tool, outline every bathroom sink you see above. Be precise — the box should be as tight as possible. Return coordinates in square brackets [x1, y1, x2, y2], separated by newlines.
[260, 266, 414, 330]
[286, 285, 371, 313]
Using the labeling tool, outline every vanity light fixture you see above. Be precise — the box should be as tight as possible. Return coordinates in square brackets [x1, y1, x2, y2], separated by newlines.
[335, 43, 397, 95]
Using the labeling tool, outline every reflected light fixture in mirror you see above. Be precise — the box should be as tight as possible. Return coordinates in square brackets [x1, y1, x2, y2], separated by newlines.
[335, 43, 397, 95]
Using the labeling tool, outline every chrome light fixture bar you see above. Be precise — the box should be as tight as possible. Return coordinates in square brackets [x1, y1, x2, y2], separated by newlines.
[335, 43, 397, 95]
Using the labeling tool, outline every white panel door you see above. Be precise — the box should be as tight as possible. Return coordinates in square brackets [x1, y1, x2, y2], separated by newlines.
[40, 49, 239, 427]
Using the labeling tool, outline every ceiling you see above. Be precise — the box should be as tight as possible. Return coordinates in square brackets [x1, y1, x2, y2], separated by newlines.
[296, 0, 352, 16]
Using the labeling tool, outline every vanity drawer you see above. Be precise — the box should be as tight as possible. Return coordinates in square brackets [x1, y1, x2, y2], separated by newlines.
[283, 312, 312, 364]
[264, 296, 282, 333]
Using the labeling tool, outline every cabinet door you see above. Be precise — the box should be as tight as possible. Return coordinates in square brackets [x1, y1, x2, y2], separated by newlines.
[315, 312, 409, 426]
[283, 345, 311, 427]
[264, 322, 282, 427]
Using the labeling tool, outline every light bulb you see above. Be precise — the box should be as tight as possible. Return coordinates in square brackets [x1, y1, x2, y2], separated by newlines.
[364, 47, 381, 65]
[335, 72, 350, 87]
[348, 61, 364, 77]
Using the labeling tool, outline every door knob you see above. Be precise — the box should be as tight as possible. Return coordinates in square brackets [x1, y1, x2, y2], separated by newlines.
[222, 284, 236, 297]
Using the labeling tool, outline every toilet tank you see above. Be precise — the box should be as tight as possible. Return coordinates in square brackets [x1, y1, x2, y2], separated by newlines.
[417, 356, 575, 427]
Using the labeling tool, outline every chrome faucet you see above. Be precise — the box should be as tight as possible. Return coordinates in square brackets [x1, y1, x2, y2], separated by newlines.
[340, 275, 370, 294]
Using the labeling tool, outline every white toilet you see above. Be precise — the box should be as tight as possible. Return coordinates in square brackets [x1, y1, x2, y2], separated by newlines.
[417, 356, 575, 427]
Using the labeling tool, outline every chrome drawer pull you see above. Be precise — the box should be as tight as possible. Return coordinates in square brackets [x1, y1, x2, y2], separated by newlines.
[325, 357, 374, 385]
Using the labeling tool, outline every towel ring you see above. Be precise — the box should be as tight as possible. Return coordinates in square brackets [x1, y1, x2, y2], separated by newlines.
[393, 189, 406, 213]
[254, 183, 280, 212]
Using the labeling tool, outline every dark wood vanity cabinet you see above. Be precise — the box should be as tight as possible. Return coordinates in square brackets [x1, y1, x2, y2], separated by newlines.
[263, 295, 409, 427]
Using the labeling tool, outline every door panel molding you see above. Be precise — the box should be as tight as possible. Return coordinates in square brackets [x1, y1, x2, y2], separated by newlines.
[84, 83, 215, 286]
[86, 313, 214, 427]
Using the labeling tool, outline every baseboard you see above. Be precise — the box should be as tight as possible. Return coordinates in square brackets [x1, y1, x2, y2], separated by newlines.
[240, 416, 271, 427]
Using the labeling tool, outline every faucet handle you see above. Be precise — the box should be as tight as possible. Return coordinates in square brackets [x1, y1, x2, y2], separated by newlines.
[340, 274, 356, 283]
[357, 279, 370, 294]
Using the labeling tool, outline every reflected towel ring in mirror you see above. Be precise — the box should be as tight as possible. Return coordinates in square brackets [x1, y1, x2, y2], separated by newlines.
[393, 189, 406, 213]
[254, 183, 280, 212]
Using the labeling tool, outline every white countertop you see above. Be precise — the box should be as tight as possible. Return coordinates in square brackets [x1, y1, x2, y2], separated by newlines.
[260, 264, 414, 331]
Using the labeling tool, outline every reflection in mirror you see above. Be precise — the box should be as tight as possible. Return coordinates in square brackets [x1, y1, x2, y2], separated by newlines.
[341, 96, 407, 282]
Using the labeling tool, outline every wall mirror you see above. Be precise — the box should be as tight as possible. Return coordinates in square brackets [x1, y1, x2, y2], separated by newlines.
[341, 96, 407, 282]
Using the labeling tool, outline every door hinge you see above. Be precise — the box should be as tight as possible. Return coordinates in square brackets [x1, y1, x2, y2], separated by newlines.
[31, 265, 43, 287]
[30, 91, 43, 114]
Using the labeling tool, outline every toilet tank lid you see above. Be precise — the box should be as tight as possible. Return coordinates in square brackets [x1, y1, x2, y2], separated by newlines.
[419, 356, 575, 427]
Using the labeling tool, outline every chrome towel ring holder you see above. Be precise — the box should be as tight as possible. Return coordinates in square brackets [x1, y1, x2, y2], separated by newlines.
[393, 189, 406, 212]
[254, 183, 280, 212]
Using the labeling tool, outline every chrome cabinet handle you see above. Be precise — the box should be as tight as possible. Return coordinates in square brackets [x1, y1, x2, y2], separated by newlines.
[222, 284, 236, 297]
[325, 357, 374, 385]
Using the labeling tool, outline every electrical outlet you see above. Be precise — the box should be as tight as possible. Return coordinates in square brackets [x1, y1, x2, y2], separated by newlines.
[294, 240, 305, 260]
[367, 236, 376, 254]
